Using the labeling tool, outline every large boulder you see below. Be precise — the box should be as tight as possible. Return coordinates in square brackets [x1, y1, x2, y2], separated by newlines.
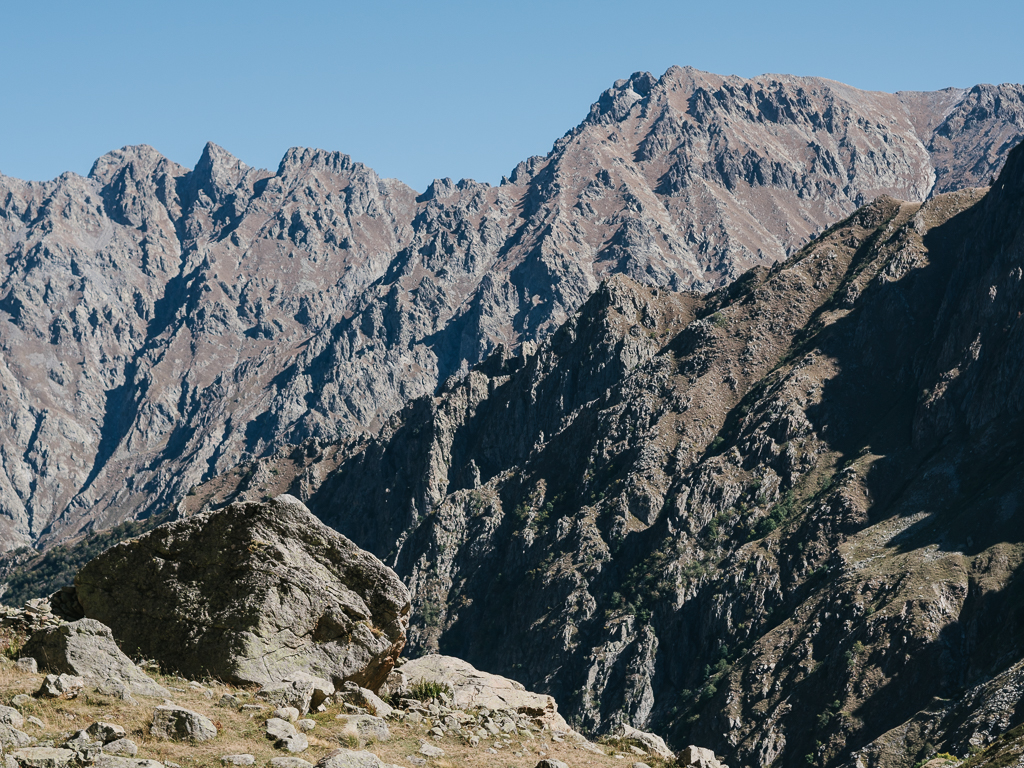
[399, 655, 570, 731]
[23, 620, 168, 698]
[75, 496, 410, 690]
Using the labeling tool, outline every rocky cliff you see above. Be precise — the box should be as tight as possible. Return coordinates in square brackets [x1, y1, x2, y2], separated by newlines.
[181, 138, 1024, 768]
[1, 68, 1023, 551]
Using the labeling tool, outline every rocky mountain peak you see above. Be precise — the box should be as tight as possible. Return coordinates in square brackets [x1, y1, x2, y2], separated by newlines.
[1, 68, 1023, 555]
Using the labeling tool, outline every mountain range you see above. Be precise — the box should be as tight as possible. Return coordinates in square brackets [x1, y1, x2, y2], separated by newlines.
[3, 65, 1024, 768]
[1, 67, 1022, 550]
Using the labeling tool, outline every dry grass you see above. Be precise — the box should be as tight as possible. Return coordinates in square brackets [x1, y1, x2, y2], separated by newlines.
[0, 663, 670, 768]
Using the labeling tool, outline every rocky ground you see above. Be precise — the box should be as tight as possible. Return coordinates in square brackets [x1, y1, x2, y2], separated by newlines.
[0, 658, 669, 768]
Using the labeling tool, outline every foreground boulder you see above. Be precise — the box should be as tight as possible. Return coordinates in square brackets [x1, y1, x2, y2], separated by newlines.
[23, 620, 168, 698]
[399, 655, 570, 731]
[75, 496, 410, 690]
[150, 705, 217, 742]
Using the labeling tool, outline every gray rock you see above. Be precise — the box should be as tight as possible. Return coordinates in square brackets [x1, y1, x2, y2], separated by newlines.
[0, 706, 25, 729]
[8, 748, 76, 768]
[265, 718, 308, 753]
[76, 498, 410, 691]
[417, 744, 444, 758]
[269, 759, 315, 768]
[534, 761, 569, 768]
[273, 708, 301, 723]
[86, 722, 127, 744]
[23, 620, 169, 698]
[257, 674, 334, 715]
[218, 694, 242, 709]
[101, 739, 138, 757]
[400, 655, 570, 732]
[0, 724, 35, 748]
[315, 750, 387, 768]
[334, 715, 390, 747]
[338, 682, 393, 719]
[220, 757, 255, 766]
[150, 705, 217, 741]
[35, 674, 84, 699]
[618, 725, 673, 760]
[678, 746, 726, 768]
[95, 678, 137, 703]
[25, 718, 43, 729]
[93, 758, 164, 768]
[15, 659, 37, 674]
[297, 719, 316, 732]
[629, 763, 652, 768]
[10, 695, 32, 709]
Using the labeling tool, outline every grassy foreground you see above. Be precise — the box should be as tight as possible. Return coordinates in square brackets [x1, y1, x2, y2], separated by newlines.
[0, 661, 671, 768]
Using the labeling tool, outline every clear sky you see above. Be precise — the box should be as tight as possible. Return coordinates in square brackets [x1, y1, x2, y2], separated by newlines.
[2, 0, 1022, 192]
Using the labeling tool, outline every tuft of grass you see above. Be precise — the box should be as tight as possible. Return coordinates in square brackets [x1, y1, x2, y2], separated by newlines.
[406, 679, 453, 702]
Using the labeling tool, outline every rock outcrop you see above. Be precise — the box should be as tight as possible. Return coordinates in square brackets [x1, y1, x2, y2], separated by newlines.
[74, 496, 410, 690]
[23, 619, 168, 697]
[0, 70, 1022, 555]
[398, 655, 572, 733]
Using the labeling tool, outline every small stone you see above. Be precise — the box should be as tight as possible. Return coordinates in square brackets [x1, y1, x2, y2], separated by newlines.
[26, 717, 44, 729]
[468, 736, 479, 747]
[11, 695, 33, 708]
[535, 761, 569, 768]
[265, 718, 308, 754]
[101, 739, 139, 757]
[0, 724, 35, 748]
[9, 748, 76, 768]
[218, 694, 242, 710]
[150, 705, 217, 742]
[334, 715, 390, 747]
[297, 719, 315, 732]
[269, 760, 315, 768]
[273, 707, 300, 723]
[240, 704, 264, 713]
[630, 763, 653, 768]
[15, 658, 38, 674]
[220, 756, 255, 766]
[0, 706, 25, 729]
[418, 744, 444, 758]
[270, 760, 315, 768]
[36, 674, 85, 699]
[87, 722, 127, 744]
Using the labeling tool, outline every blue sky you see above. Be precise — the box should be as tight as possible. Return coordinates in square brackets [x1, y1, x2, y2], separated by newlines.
[2, 0, 1022, 192]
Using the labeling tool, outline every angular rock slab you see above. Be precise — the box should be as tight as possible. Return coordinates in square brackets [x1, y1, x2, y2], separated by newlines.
[316, 750, 396, 768]
[9, 749, 76, 768]
[23, 619, 169, 698]
[334, 715, 390, 746]
[265, 718, 308, 753]
[76, 496, 410, 690]
[399, 655, 571, 731]
[618, 724, 674, 760]
[150, 705, 217, 742]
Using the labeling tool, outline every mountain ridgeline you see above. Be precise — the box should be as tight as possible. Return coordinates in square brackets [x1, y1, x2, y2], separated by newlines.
[1, 68, 1023, 549]
[185, 139, 1024, 768]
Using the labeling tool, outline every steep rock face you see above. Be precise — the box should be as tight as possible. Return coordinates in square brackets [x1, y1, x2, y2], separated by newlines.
[1, 69, 1023, 551]
[201, 142, 1024, 766]
[75, 495, 410, 690]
